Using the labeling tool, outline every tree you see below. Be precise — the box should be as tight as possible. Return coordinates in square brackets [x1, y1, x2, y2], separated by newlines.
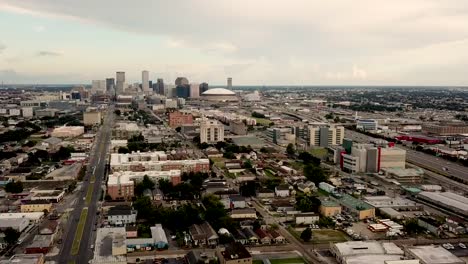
[114, 109, 121, 116]
[175, 127, 182, 133]
[298, 152, 320, 165]
[243, 160, 253, 169]
[4, 227, 20, 245]
[133, 196, 154, 221]
[200, 142, 210, 149]
[300, 227, 312, 242]
[286, 143, 295, 156]
[118, 147, 129, 154]
[223, 152, 235, 159]
[317, 216, 335, 228]
[303, 164, 327, 186]
[325, 113, 334, 119]
[296, 195, 321, 212]
[5, 181, 23, 193]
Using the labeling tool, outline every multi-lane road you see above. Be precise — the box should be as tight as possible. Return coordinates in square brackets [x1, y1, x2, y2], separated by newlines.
[57, 105, 114, 264]
[345, 129, 468, 181]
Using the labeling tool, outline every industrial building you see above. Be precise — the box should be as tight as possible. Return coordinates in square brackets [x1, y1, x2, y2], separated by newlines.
[338, 194, 375, 220]
[417, 191, 468, 217]
[331, 241, 404, 264]
[168, 111, 193, 128]
[405, 245, 464, 264]
[341, 143, 406, 173]
[51, 126, 84, 138]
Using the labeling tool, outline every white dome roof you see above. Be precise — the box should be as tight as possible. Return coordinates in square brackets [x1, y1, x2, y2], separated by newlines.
[202, 88, 236, 96]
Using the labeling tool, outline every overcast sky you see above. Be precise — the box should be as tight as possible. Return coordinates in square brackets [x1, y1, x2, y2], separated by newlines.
[0, 0, 468, 85]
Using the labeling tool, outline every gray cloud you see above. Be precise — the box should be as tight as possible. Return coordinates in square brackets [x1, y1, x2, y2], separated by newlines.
[36, 50, 62, 57]
[1, 1, 468, 84]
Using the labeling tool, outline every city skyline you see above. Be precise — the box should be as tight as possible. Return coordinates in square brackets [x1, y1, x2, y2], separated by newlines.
[1, 1, 468, 85]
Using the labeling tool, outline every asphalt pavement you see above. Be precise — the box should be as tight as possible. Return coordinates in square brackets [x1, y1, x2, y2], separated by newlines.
[57, 105, 114, 264]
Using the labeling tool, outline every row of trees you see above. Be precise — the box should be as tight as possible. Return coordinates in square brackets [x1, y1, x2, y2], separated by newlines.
[0, 121, 41, 144]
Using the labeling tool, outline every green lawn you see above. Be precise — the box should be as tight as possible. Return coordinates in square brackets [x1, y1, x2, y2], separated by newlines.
[71, 208, 88, 255]
[264, 169, 276, 178]
[312, 229, 348, 243]
[85, 185, 94, 205]
[309, 148, 328, 159]
[270, 258, 306, 264]
[290, 161, 304, 170]
[254, 117, 272, 125]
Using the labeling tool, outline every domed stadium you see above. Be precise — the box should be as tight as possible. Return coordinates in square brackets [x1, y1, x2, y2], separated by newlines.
[201, 88, 238, 102]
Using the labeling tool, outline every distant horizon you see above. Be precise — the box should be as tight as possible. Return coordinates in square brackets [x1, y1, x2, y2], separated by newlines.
[1, 1, 468, 85]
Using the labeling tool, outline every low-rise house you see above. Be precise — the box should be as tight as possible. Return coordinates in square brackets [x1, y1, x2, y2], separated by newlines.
[230, 195, 246, 209]
[230, 208, 257, 220]
[275, 185, 290, 197]
[232, 229, 248, 245]
[107, 206, 137, 226]
[242, 228, 259, 245]
[126, 226, 138, 238]
[21, 200, 53, 213]
[218, 242, 252, 264]
[0, 218, 29, 232]
[189, 222, 219, 246]
[254, 229, 272, 244]
[257, 189, 275, 198]
[295, 213, 320, 225]
[269, 230, 286, 244]
[25, 234, 53, 254]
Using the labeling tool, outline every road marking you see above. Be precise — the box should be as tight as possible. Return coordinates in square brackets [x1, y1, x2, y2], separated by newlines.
[71, 208, 88, 255]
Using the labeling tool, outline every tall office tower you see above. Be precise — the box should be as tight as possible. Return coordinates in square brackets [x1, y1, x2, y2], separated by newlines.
[155, 78, 164, 95]
[176, 85, 190, 98]
[116, 71, 125, 93]
[308, 124, 345, 147]
[164, 84, 176, 98]
[199, 82, 209, 95]
[91, 80, 106, 94]
[106, 78, 115, 91]
[190, 83, 200, 98]
[227, 77, 232, 90]
[142, 70, 150, 92]
[175, 77, 189, 86]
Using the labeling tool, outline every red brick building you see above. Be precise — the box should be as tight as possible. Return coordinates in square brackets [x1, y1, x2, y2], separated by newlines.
[169, 111, 193, 128]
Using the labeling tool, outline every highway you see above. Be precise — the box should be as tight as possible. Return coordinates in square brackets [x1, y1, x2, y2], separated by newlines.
[57, 105, 114, 264]
[345, 129, 468, 182]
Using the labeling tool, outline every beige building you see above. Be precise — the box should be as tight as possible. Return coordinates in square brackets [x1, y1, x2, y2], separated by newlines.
[219, 242, 252, 264]
[380, 147, 406, 169]
[83, 110, 102, 125]
[230, 120, 247, 135]
[51, 126, 84, 138]
[308, 124, 344, 147]
[200, 119, 224, 143]
[319, 200, 342, 217]
[21, 200, 53, 213]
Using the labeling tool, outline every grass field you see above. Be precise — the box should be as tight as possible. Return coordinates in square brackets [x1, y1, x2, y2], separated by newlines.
[71, 208, 88, 255]
[312, 229, 348, 243]
[254, 117, 272, 125]
[288, 227, 348, 244]
[270, 258, 306, 264]
[210, 157, 225, 169]
[309, 148, 328, 159]
[85, 185, 94, 205]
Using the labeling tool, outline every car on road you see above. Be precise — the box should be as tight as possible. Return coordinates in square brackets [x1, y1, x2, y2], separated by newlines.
[459, 243, 466, 249]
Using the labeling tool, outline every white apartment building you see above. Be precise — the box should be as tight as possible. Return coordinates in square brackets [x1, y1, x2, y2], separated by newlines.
[109, 152, 210, 173]
[200, 119, 224, 143]
[21, 107, 33, 118]
[308, 124, 344, 147]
